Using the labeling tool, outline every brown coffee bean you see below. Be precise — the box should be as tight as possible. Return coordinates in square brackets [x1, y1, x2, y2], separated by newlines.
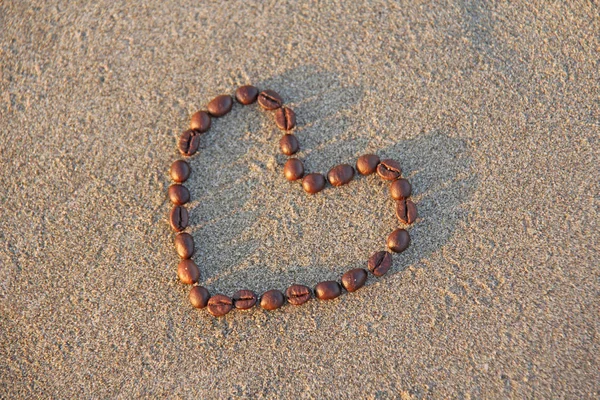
[327, 164, 355, 186]
[169, 160, 191, 183]
[178, 129, 202, 157]
[235, 85, 259, 105]
[257, 90, 283, 110]
[189, 286, 210, 308]
[280, 134, 299, 155]
[368, 251, 392, 277]
[387, 229, 410, 253]
[207, 95, 233, 117]
[275, 107, 296, 130]
[190, 111, 211, 132]
[341, 268, 368, 292]
[169, 205, 189, 232]
[302, 173, 326, 194]
[396, 198, 417, 224]
[283, 158, 304, 181]
[232, 290, 257, 310]
[356, 154, 380, 175]
[207, 294, 233, 317]
[260, 289, 285, 310]
[390, 178, 412, 200]
[314, 281, 342, 300]
[174, 232, 194, 259]
[177, 259, 200, 284]
[285, 284, 312, 305]
[377, 159, 402, 180]
[168, 184, 190, 205]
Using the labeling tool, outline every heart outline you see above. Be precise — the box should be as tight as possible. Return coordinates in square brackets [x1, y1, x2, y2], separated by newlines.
[169, 85, 417, 317]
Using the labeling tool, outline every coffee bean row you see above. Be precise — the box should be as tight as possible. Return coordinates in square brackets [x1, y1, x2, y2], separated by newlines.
[167, 85, 417, 316]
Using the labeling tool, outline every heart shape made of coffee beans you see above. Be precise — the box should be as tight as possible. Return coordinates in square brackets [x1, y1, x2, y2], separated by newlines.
[168, 85, 417, 317]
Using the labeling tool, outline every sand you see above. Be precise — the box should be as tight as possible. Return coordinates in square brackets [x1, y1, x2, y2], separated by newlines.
[1, 0, 598, 398]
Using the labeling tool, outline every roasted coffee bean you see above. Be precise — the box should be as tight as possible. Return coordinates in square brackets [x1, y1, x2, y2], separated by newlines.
[396, 198, 417, 224]
[356, 154, 380, 175]
[257, 90, 283, 110]
[279, 134, 299, 155]
[177, 259, 200, 284]
[260, 289, 285, 310]
[302, 173, 326, 194]
[327, 164, 355, 186]
[314, 281, 342, 300]
[169, 160, 191, 183]
[190, 111, 211, 132]
[174, 232, 194, 259]
[390, 178, 412, 200]
[169, 205, 189, 232]
[341, 268, 368, 292]
[377, 159, 402, 180]
[189, 286, 210, 308]
[387, 228, 410, 253]
[168, 184, 190, 205]
[207, 294, 233, 317]
[275, 107, 296, 130]
[285, 284, 312, 305]
[235, 85, 259, 105]
[233, 290, 257, 310]
[368, 251, 392, 277]
[207, 95, 233, 117]
[178, 129, 202, 157]
[283, 158, 304, 181]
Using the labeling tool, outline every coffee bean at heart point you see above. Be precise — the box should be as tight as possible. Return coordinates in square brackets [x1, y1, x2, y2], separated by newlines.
[167, 85, 418, 317]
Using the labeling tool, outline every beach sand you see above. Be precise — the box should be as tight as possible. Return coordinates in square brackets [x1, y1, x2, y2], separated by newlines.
[1, 0, 598, 397]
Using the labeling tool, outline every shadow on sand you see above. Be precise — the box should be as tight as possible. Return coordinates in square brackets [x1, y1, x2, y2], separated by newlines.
[181, 65, 478, 300]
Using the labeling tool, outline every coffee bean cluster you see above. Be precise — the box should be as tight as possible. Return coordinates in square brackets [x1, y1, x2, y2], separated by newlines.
[168, 85, 418, 317]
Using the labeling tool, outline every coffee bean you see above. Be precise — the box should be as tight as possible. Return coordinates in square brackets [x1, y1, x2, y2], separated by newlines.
[235, 85, 259, 105]
[232, 290, 257, 310]
[207, 95, 233, 117]
[169, 160, 191, 183]
[174, 232, 194, 259]
[314, 281, 342, 300]
[390, 178, 412, 200]
[279, 134, 299, 155]
[275, 107, 296, 130]
[257, 90, 283, 110]
[178, 129, 202, 157]
[190, 111, 211, 132]
[341, 268, 368, 292]
[387, 228, 410, 253]
[285, 284, 312, 305]
[396, 198, 417, 224]
[327, 164, 355, 186]
[177, 259, 200, 284]
[368, 251, 392, 277]
[168, 184, 190, 205]
[260, 289, 285, 310]
[283, 158, 304, 181]
[207, 294, 233, 317]
[377, 159, 402, 181]
[302, 173, 326, 194]
[189, 286, 210, 308]
[169, 205, 189, 232]
[356, 154, 380, 175]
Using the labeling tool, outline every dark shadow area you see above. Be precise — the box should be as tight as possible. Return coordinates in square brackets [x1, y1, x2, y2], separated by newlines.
[182, 65, 477, 298]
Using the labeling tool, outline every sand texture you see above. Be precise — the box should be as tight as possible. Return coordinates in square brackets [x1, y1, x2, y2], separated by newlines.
[1, 0, 599, 398]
